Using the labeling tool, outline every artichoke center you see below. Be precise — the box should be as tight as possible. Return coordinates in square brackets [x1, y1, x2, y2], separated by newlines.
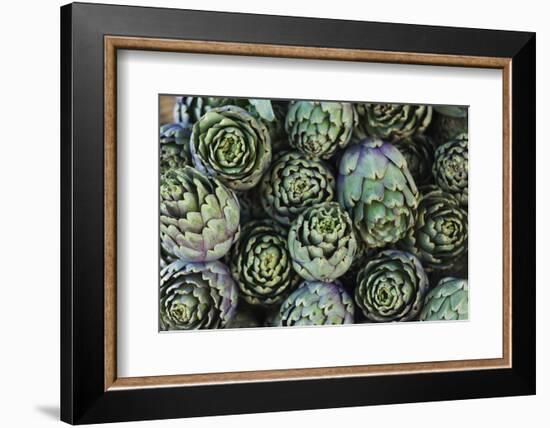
[442, 219, 458, 236]
[290, 177, 309, 196]
[169, 302, 191, 323]
[218, 136, 243, 165]
[259, 247, 279, 271]
[316, 215, 337, 234]
[448, 157, 466, 177]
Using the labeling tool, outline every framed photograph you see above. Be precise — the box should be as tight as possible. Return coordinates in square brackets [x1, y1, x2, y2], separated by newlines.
[61, 2, 535, 424]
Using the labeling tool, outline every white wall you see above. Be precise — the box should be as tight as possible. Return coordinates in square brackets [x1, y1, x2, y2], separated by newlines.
[0, 0, 545, 426]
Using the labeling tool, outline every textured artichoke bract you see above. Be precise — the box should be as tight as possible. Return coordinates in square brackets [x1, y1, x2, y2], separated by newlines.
[398, 186, 468, 271]
[191, 105, 272, 191]
[288, 202, 357, 282]
[355, 250, 429, 322]
[160, 166, 240, 262]
[433, 133, 468, 205]
[420, 277, 468, 321]
[160, 260, 238, 330]
[230, 220, 298, 306]
[392, 135, 435, 186]
[337, 139, 419, 248]
[355, 103, 432, 142]
[278, 281, 355, 326]
[260, 151, 335, 225]
[285, 101, 357, 159]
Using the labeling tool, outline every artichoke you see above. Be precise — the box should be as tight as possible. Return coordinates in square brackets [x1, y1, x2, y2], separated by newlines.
[337, 138, 419, 248]
[229, 220, 298, 306]
[160, 166, 240, 262]
[260, 151, 335, 225]
[288, 202, 357, 282]
[160, 123, 192, 173]
[355, 103, 432, 142]
[173, 96, 233, 126]
[285, 101, 357, 159]
[420, 277, 468, 321]
[398, 186, 468, 271]
[160, 122, 192, 146]
[428, 106, 468, 146]
[160, 260, 238, 330]
[433, 133, 468, 205]
[190, 105, 272, 191]
[355, 250, 429, 322]
[278, 281, 355, 326]
[392, 135, 435, 186]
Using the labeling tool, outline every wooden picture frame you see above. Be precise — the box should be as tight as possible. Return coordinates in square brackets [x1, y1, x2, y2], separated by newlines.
[61, 2, 535, 424]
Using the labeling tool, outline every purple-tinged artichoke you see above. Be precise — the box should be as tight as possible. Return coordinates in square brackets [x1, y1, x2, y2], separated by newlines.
[190, 105, 272, 191]
[398, 186, 468, 271]
[285, 101, 357, 159]
[420, 277, 468, 321]
[355, 250, 429, 322]
[337, 138, 419, 248]
[230, 220, 298, 306]
[392, 135, 435, 186]
[160, 260, 238, 330]
[288, 202, 357, 282]
[260, 151, 335, 225]
[278, 281, 355, 326]
[160, 166, 240, 262]
[433, 133, 468, 206]
[355, 103, 432, 142]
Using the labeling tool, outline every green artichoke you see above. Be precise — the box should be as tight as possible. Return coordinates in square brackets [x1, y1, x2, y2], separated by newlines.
[230, 220, 298, 306]
[420, 277, 468, 321]
[190, 105, 272, 191]
[160, 260, 238, 330]
[392, 135, 435, 186]
[355, 103, 432, 142]
[260, 151, 335, 225]
[173, 96, 233, 126]
[433, 133, 468, 205]
[285, 101, 357, 159]
[160, 166, 240, 262]
[160, 123, 192, 173]
[337, 138, 419, 248]
[278, 281, 355, 326]
[355, 250, 429, 322]
[288, 202, 357, 282]
[398, 186, 468, 271]
[428, 106, 468, 146]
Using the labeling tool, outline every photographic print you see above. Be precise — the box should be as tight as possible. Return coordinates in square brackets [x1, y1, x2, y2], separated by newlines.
[159, 96, 468, 331]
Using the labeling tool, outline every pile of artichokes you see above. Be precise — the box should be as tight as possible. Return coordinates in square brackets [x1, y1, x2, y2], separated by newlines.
[159, 96, 469, 330]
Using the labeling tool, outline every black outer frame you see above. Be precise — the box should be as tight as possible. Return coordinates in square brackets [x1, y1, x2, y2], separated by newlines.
[60, 2, 535, 425]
